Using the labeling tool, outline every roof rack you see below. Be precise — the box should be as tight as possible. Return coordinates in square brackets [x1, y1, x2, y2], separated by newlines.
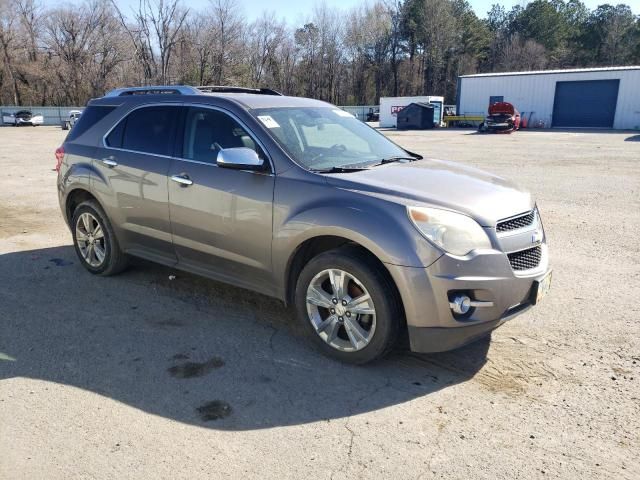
[196, 86, 283, 96]
[104, 85, 283, 98]
[104, 85, 201, 97]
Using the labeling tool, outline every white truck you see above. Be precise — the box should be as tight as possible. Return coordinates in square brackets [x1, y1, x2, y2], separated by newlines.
[62, 110, 83, 130]
[379, 96, 444, 128]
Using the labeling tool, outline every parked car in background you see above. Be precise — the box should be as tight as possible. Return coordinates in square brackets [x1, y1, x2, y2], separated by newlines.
[56, 85, 551, 364]
[61, 110, 83, 130]
[2, 109, 44, 126]
[479, 102, 521, 133]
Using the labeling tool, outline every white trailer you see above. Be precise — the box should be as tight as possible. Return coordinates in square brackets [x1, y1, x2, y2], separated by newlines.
[379, 96, 445, 128]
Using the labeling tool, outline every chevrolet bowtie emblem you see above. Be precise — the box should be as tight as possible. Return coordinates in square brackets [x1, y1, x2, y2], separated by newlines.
[532, 231, 543, 244]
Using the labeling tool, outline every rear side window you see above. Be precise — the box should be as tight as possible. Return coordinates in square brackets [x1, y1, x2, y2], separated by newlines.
[106, 105, 178, 156]
[105, 119, 125, 148]
[66, 106, 115, 142]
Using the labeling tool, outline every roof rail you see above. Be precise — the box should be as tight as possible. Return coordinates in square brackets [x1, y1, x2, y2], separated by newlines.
[104, 85, 201, 97]
[196, 85, 283, 96]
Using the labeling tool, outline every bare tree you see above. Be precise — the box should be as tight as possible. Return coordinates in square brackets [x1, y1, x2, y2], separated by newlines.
[501, 33, 547, 71]
[15, 0, 41, 62]
[209, 0, 243, 85]
[183, 15, 214, 86]
[0, 0, 21, 104]
[385, 0, 403, 96]
[113, 0, 188, 84]
[246, 12, 286, 86]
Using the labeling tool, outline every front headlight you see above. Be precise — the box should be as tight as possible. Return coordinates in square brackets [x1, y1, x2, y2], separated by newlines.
[407, 206, 492, 256]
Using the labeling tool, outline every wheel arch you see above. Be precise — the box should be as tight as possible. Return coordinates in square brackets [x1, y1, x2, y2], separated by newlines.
[283, 235, 406, 327]
[64, 188, 101, 225]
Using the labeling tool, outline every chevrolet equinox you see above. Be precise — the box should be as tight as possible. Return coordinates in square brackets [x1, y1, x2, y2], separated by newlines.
[56, 85, 552, 364]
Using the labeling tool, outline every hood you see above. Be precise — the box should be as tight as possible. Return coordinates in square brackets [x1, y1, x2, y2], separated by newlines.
[324, 159, 533, 226]
[488, 102, 516, 116]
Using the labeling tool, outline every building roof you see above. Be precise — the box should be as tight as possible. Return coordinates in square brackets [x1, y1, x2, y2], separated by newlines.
[460, 66, 640, 79]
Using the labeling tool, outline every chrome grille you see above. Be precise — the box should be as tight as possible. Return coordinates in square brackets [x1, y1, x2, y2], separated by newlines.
[497, 210, 535, 233]
[507, 246, 542, 271]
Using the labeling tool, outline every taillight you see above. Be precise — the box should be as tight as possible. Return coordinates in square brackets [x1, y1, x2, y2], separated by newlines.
[55, 146, 64, 172]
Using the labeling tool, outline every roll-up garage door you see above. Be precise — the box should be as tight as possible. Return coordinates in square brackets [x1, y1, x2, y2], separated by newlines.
[552, 80, 619, 128]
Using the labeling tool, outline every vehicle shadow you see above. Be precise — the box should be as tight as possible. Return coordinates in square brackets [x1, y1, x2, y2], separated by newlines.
[625, 134, 640, 142]
[0, 246, 489, 430]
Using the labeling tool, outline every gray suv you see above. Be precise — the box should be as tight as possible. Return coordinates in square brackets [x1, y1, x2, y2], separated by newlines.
[56, 85, 551, 364]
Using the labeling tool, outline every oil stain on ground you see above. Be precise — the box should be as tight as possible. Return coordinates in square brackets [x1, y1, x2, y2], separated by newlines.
[49, 258, 73, 267]
[168, 356, 225, 378]
[197, 400, 232, 421]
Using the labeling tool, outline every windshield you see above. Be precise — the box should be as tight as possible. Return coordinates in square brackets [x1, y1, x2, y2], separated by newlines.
[252, 107, 410, 171]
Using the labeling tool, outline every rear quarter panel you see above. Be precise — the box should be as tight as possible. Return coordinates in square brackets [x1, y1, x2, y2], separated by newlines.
[58, 143, 99, 225]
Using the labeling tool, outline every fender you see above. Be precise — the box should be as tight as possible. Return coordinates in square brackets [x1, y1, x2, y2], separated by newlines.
[272, 185, 442, 298]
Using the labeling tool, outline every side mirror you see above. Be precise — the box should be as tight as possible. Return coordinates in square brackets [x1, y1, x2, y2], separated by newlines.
[216, 147, 264, 171]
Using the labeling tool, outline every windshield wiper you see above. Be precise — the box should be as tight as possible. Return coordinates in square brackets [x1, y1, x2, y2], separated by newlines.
[310, 165, 369, 173]
[377, 156, 420, 165]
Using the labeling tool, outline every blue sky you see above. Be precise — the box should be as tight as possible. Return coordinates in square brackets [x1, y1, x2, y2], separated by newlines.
[46, 0, 640, 22]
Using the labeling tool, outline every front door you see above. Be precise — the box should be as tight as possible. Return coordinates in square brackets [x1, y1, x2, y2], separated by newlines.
[168, 106, 275, 294]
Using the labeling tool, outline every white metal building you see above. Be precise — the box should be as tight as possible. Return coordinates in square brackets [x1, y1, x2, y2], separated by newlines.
[457, 66, 640, 130]
[379, 96, 444, 128]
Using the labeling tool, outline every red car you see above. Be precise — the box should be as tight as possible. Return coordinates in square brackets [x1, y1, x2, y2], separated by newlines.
[479, 102, 521, 133]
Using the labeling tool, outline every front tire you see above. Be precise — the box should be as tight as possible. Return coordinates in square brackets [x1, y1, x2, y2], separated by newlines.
[71, 200, 128, 276]
[295, 247, 402, 364]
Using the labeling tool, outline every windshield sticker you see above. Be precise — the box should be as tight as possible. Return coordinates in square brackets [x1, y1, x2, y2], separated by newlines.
[257, 115, 280, 128]
[333, 109, 355, 118]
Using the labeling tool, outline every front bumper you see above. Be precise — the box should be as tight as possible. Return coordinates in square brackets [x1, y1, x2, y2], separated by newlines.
[486, 122, 514, 132]
[386, 243, 550, 353]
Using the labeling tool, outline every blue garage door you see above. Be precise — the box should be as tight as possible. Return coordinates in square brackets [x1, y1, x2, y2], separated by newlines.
[552, 80, 619, 128]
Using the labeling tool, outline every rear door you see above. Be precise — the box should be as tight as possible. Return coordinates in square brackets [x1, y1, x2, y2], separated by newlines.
[94, 104, 181, 264]
[167, 106, 275, 294]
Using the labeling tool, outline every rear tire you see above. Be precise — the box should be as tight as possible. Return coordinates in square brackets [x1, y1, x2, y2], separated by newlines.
[294, 247, 402, 364]
[71, 200, 128, 276]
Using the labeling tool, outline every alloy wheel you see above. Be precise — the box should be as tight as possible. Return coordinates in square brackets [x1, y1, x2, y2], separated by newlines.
[75, 212, 106, 268]
[305, 268, 376, 352]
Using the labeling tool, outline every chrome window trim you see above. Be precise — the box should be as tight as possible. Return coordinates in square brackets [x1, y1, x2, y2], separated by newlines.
[171, 156, 274, 176]
[101, 102, 275, 175]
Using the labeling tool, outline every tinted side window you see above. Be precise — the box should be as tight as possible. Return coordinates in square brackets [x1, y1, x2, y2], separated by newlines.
[66, 106, 115, 142]
[105, 119, 125, 148]
[117, 106, 178, 156]
[182, 107, 263, 164]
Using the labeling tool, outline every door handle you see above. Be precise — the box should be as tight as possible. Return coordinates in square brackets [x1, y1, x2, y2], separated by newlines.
[101, 158, 118, 168]
[171, 174, 193, 186]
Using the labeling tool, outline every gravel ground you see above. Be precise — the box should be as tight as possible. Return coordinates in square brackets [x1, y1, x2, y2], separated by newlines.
[1, 126, 639, 479]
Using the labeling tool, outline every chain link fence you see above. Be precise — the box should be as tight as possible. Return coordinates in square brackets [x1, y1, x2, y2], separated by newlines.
[337, 105, 378, 122]
[1, 106, 83, 126]
[1, 105, 381, 126]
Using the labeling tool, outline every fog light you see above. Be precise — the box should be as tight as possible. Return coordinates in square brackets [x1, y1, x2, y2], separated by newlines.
[449, 295, 494, 315]
[450, 295, 472, 315]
